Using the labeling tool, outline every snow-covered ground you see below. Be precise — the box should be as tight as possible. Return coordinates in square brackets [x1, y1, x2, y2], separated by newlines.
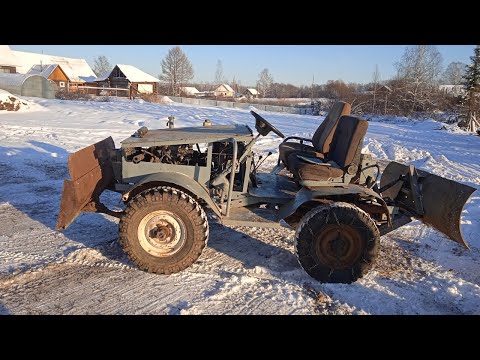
[0, 97, 479, 315]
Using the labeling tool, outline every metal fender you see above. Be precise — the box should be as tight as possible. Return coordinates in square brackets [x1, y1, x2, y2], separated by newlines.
[278, 185, 390, 223]
[125, 172, 222, 216]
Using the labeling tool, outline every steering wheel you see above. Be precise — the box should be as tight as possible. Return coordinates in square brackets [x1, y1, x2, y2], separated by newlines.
[250, 111, 285, 138]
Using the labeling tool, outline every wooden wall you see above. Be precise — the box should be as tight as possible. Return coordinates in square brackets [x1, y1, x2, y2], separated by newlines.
[0, 66, 16, 73]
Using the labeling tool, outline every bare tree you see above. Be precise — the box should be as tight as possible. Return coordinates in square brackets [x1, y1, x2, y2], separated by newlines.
[231, 76, 242, 95]
[214, 60, 225, 84]
[395, 45, 443, 113]
[160, 46, 194, 96]
[442, 61, 467, 85]
[257, 68, 273, 98]
[372, 64, 381, 113]
[92, 55, 111, 76]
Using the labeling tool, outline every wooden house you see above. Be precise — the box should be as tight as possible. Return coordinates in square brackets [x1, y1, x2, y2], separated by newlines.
[7, 45, 96, 90]
[97, 64, 159, 96]
[26, 64, 70, 90]
[214, 84, 235, 98]
[245, 88, 258, 99]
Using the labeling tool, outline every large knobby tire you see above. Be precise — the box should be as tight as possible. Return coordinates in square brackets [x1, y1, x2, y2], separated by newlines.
[295, 202, 379, 284]
[119, 186, 209, 274]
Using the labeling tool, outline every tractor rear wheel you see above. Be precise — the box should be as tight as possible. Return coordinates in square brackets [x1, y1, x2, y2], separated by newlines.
[119, 186, 209, 274]
[295, 202, 379, 283]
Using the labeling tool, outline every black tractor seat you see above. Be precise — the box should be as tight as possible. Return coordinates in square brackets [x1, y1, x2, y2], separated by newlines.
[278, 101, 351, 167]
[287, 115, 369, 183]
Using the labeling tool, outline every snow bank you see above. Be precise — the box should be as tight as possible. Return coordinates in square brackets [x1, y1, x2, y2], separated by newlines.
[366, 114, 472, 135]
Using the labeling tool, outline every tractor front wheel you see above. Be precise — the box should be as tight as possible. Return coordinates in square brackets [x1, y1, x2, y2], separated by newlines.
[295, 202, 379, 283]
[119, 187, 209, 274]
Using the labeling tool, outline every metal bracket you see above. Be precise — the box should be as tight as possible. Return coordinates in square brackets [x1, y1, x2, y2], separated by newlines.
[82, 199, 123, 218]
[408, 165, 424, 216]
[378, 176, 404, 194]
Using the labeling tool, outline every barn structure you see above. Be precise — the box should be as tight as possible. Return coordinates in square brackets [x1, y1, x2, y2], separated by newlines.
[95, 64, 159, 96]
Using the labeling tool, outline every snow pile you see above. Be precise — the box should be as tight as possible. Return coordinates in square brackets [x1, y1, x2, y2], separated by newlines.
[0, 90, 29, 111]
[140, 95, 174, 104]
[365, 114, 474, 135]
[160, 96, 173, 104]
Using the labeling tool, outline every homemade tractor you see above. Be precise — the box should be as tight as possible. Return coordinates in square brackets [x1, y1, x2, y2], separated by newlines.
[56, 102, 476, 283]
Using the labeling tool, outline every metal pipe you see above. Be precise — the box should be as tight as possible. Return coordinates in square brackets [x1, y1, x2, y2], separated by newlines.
[211, 134, 259, 187]
[225, 138, 237, 217]
[254, 151, 272, 172]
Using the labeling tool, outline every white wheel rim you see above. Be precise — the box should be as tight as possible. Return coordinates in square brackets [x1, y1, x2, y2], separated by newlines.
[138, 210, 187, 257]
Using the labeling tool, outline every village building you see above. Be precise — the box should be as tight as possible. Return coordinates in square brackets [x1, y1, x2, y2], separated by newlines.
[180, 86, 200, 97]
[245, 88, 259, 99]
[95, 64, 159, 97]
[26, 64, 70, 90]
[213, 84, 235, 98]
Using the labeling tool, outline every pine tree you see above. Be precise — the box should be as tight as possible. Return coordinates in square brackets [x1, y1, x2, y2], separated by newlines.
[461, 45, 480, 132]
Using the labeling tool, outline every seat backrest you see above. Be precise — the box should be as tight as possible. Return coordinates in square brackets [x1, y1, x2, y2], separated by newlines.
[311, 101, 351, 153]
[328, 115, 368, 169]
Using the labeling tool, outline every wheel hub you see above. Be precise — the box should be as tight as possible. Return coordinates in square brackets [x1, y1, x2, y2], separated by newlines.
[149, 221, 174, 242]
[138, 211, 186, 257]
[330, 235, 348, 257]
[315, 224, 363, 269]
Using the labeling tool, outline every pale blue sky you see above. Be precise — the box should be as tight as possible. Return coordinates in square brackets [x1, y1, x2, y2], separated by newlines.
[9, 45, 475, 86]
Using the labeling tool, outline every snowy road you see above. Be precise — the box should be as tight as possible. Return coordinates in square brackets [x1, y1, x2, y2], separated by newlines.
[0, 97, 479, 314]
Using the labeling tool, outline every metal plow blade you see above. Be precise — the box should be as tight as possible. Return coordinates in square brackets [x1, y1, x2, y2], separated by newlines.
[56, 137, 115, 230]
[380, 161, 476, 247]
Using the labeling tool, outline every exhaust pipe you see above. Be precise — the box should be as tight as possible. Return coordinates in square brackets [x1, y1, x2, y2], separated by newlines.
[380, 161, 476, 247]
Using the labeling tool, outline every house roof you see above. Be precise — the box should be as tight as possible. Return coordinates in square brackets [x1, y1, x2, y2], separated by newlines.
[0, 73, 50, 89]
[181, 87, 199, 95]
[79, 75, 97, 82]
[10, 47, 96, 82]
[246, 88, 258, 95]
[114, 64, 159, 83]
[0, 72, 28, 87]
[215, 84, 234, 93]
[94, 71, 111, 82]
[26, 64, 64, 79]
[0, 45, 19, 66]
[381, 85, 392, 92]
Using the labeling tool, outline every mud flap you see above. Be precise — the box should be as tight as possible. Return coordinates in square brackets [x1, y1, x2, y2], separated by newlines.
[380, 161, 476, 247]
[56, 137, 115, 230]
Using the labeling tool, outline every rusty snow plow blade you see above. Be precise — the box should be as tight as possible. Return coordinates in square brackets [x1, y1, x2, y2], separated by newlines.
[56, 137, 116, 231]
[380, 161, 476, 248]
